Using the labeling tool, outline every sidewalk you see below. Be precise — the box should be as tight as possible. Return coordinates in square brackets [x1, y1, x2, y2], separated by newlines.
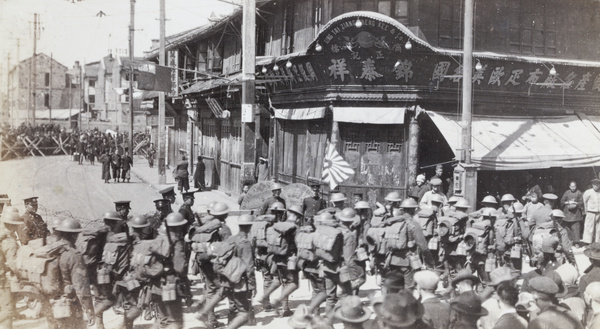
[130, 156, 240, 213]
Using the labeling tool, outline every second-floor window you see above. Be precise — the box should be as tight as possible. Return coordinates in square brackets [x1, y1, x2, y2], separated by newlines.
[508, 0, 557, 56]
[336, 0, 409, 25]
[45, 73, 50, 87]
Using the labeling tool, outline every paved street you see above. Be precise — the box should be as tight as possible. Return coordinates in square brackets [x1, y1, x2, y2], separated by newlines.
[1, 155, 379, 328]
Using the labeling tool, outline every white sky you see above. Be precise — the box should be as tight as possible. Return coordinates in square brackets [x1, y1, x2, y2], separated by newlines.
[0, 0, 237, 69]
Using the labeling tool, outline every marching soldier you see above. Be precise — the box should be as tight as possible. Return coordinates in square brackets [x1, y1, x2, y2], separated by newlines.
[146, 199, 173, 239]
[179, 190, 199, 227]
[52, 218, 95, 329]
[259, 183, 286, 215]
[159, 186, 177, 212]
[114, 200, 132, 233]
[329, 192, 347, 211]
[303, 183, 327, 224]
[21, 196, 49, 245]
[0, 208, 21, 329]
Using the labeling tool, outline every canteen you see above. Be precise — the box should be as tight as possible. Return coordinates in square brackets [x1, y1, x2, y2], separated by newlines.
[485, 254, 496, 272]
[428, 236, 439, 251]
[510, 244, 522, 259]
[162, 282, 177, 301]
[456, 241, 467, 256]
[97, 267, 110, 285]
[52, 297, 72, 319]
[356, 247, 369, 262]
[287, 255, 298, 271]
[409, 253, 423, 270]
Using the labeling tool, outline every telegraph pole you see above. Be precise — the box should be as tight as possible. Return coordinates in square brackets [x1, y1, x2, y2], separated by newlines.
[459, 0, 478, 206]
[49, 53, 52, 123]
[241, 0, 257, 187]
[158, 0, 166, 184]
[128, 0, 135, 156]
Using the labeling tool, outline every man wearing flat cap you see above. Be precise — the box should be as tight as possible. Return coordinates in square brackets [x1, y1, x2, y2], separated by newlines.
[420, 178, 448, 209]
[582, 179, 600, 244]
[371, 290, 432, 329]
[527, 276, 583, 329]
[414, 270, 451, 329]
[21, 196, 49, 245]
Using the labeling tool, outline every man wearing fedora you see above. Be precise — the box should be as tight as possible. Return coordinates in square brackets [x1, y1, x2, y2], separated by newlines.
[582, 178, 600, 245]
[527, 276, 583, 329]
[414, 270, 451, 329]
[370, 290, 432, 329]
[579, 242, 600, 296]
[479, 267, 518, 329]
[334, 296, 371, 329]
[449, 292, 488, 329]
[451, 269, 480, 295]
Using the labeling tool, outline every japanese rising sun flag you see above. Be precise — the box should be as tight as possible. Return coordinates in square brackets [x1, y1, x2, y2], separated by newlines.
[322, 143, 355, 190]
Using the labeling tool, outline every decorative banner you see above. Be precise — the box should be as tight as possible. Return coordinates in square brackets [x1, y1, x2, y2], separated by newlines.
[136, 63, 172, 92]
[240, 181, 314, 210]
[322, 143, 355, 190]
[241, 104, 253, 123]
[167, 50, 179, 96]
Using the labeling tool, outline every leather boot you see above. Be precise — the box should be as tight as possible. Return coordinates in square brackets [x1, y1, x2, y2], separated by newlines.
[307, 291, 327, 315]
[226, 312, 249, 329]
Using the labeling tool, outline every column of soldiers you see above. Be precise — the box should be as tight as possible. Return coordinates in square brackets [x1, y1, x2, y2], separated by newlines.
[3, 177, 600, 329]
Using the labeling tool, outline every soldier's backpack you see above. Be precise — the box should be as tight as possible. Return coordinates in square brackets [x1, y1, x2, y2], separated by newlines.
[416, 208, 436, 238]
[130, 239, 164, 281]
[313, 225, 344, 263]
[249, 215, 275, 249]
[384, 219, 414, 252]
[464, 221, 492, 255]
[493, 218, 511, 252]
[365, 226, 388, 256]
[266, 222, 296, 256]
[102, 232, 131, 278]
[530, 221, 555, 258]
[15, 239, 66, 296]
[191, 219, 223, 261]
[295, 226, 316, 261]
[75, 223, 109, 266]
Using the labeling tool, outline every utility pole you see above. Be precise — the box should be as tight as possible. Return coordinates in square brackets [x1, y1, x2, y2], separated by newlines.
[158, 0, 166, 184]
[32, 13, 38, 125]
[49, 53, 52, 123]
[80, 63, 83, 129]
[128, 0, 135, 157]
[241, 0, 258, 187]
[5, 53, 9, 125]
[458, 0, 478, 206]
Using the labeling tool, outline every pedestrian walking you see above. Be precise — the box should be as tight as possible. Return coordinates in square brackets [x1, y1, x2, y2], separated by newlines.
[583, 179, 600, 245]
[111, 149, 122, 183]
[174, 155, 190, 193]
[147, 143, 156, 168]
[100, 151, 111, 183]
[193, 155, 206, 190]
[121, 151, 133, 183]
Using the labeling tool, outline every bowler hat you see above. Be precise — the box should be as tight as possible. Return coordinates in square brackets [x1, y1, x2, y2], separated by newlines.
[334, 296, 371, 323]
[287, 304, 312, 328]
[584, 242, 600, 260]
[450, 291, 488, 316]
[373, 291, 424, 327]
[528, 276, 559, 297]
[451, 269, 480, 288]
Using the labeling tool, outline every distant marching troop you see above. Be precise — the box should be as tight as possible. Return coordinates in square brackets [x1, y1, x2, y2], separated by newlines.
[2, 174, 600, 329]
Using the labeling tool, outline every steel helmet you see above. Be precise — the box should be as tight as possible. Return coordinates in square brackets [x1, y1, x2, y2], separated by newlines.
[454, 198, 470, 209]
[102, 210, 122, 221]
[329, 192, 347, 203]
[500, 194, 516, 202]
[448, 195, 460, 204]
[165, 213, 187, 227]
[551, 209, 565, 218]
[237, 214, 254, 226]
[211, 202, 230, 216]
[400, 198, 419, 208]
[55, 218, 83, 233]
[287, 205, 303, 216]
[47, 216, 65, 230]
[431, 194, 445, 204]
[129, 215, 150, 228]
[207, 201, 218, 214]
[2, 209, 23, 226]
[157, 224, 167, 236]
[316, 212, 335, 224]
[384, 191, 402, 202]
[336, 208, 358, 223]
[481, 195, 498, 204]
[271, 183, 283, 191]
[512, 202, 524, 213]
[269, 202, 286, 212]
[354, 201, 371, 209]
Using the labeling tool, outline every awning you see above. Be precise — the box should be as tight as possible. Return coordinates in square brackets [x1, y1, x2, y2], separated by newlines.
[274, 107, 326, 120]
[425, 111, 600, 170]
[35, 109, 81, 120]
[333, 107, 405, 124]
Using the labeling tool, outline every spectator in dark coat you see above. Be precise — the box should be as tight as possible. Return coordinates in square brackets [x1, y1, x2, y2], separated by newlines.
[174, 155, 189, 192]
[121, 151, 133, 183]
[492, 282, 526, 329]
[414, 270, 451, 329]
[560, 181, 584, 245]
[99, 152, 111, 183]
[110, 150, 122, 182]
[193, 155, 206, 190]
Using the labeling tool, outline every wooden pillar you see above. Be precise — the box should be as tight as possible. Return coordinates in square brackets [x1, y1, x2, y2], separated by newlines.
[241, 0, 257, 186]
[187, 118, 193, 176]
[407, 115, 420, 187]
[271, 118, 279, 181]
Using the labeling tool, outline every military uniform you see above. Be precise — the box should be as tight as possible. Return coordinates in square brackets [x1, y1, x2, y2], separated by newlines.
[0, 228, 18, 329]
[178, 203, 197, 226]
[302, 196, 326, 222]
[21, 210, 49, 245]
